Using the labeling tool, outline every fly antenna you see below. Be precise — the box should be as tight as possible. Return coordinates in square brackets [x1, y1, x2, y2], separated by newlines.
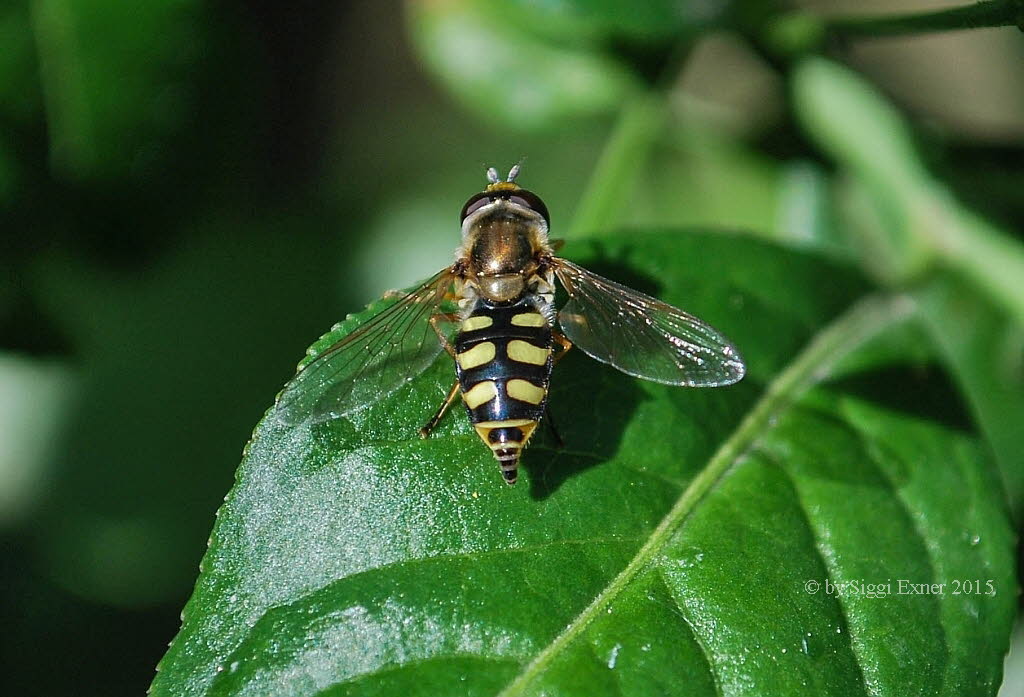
[486, 167, 500, 184]
[506, 161, 522, 182]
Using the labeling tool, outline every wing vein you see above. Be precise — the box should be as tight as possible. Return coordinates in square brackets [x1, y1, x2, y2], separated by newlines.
[274, 269, 455, 424]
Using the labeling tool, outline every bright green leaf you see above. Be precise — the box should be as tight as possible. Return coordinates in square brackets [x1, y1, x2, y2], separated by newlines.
[406, 0, 639, 131]
[152, 232, 1014, 696]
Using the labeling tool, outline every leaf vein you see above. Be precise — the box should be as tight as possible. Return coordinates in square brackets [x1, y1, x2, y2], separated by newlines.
[651, 570, 723, 697]
[495, 294, 914, 696]
[759, 446, 870, 696]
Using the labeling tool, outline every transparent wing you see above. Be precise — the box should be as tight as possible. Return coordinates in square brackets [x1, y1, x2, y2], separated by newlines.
[553, 259, 745, 387]
[275, 268, 457, 425]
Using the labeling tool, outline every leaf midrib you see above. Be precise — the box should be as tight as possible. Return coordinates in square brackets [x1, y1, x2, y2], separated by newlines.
[496, 293, 915, 696]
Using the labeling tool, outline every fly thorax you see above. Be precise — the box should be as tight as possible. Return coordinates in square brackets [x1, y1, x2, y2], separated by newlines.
[469, 215, 533, 274]
[467, 213, 537, 302]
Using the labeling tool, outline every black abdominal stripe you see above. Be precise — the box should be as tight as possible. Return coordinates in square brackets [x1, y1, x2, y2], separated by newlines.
[454, 298, 553, 484]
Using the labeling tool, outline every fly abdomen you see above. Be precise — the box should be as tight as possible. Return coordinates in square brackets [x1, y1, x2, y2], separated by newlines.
[455, 298, 553, 484]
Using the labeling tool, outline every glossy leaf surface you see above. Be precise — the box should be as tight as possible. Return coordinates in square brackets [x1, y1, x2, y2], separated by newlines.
[152, 232, 1015, 696]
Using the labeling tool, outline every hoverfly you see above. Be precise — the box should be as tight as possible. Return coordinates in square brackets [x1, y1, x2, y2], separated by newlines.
[277, 165, 745, 485]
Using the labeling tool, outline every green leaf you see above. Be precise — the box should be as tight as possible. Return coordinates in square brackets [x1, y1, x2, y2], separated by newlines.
[793, 57, 1024, 517]
[152, 232, 1015, 696]
[406, 0, 640, 131]
[792, 57, 1024, 324]
[0, 3, 43, 124]
[491, 0, 729, 44]
[915, 273, 1024, 518]
[30, 0, 202, 180]
[791, 58, 934, 285]
[769, 0, 1024, 53]
[28, 217, 348, 607]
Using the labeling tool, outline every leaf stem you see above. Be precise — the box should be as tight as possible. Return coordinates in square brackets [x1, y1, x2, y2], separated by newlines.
[825, 0, 1024, 36]
[496, 293, 916, 696]
[567, 91, 668, 240]
[767, 1, 1023, 56]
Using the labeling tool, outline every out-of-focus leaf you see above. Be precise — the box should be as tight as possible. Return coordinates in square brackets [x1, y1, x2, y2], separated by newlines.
[0, 4, 42, 124]
[406, 0, 639, 131]
[29, 0, 203, 180]
[633, 126, 779, 234]
[627, 118, 849, 258]
[29, 215, 345, 608]
[792, 57, 932, 284]
[794, 57, 1024, 517]
[151, 232, 1014, 696]
[916, 273, 1024, 517]
[494, 0, 730, 44]
[568, 94, 666, 237]
[0, 353, 76, 523]
[793, 57, 1024, 325]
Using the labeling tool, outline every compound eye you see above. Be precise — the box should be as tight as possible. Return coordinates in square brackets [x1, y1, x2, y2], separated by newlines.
[460, 193, 492, 222]
[508, 190, 550, 225]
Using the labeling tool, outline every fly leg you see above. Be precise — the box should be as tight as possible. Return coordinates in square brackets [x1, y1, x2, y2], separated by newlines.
[542, 406, 565, 449]
[429, 312, 459, 358]
[542, 330, 573, 448]
[420, 380, 461, 438]
[419, 312, 461, 438]
[553, 330, 572, 363]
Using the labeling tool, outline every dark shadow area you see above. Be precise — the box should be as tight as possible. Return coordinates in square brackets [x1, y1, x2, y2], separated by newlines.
[520, 351, 646, 500]
[520, 257, 655, 499]
[825, 362, 975, 436]
[580, 247, 665, 298]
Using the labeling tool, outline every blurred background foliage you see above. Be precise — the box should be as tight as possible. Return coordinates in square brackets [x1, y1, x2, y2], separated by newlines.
[1, 0, 1023, 694]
